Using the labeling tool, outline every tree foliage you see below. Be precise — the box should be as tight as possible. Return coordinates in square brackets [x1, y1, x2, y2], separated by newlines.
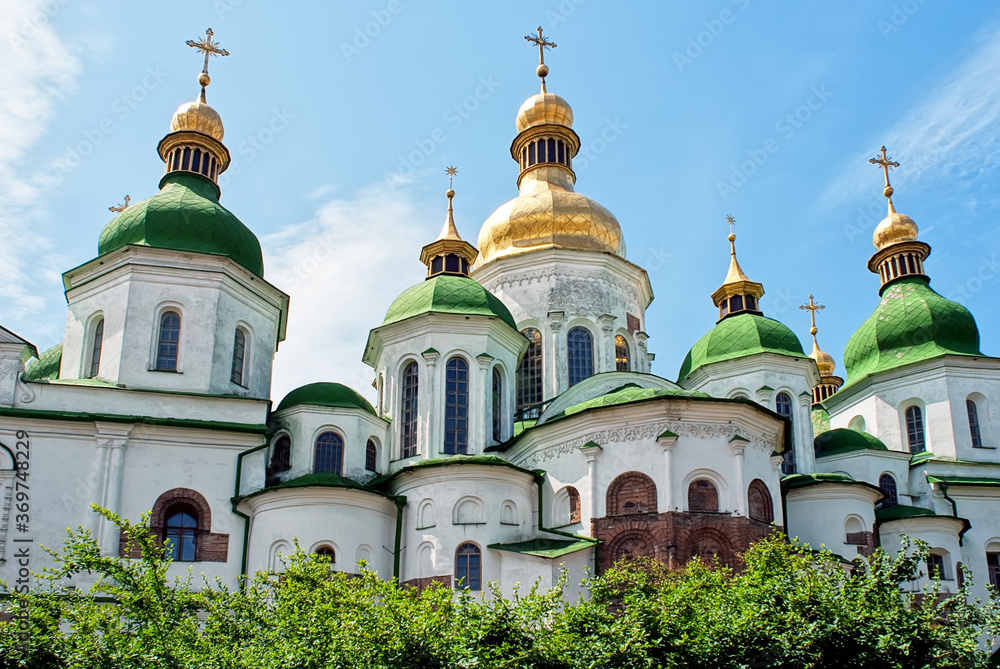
[1, 507, 999, 668]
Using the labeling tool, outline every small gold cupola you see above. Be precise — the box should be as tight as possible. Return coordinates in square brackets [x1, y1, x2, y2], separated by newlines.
[711, 215, 764, 322]
[799, 295, 843, 405]
[157, 28, 232, 185]
[866, 146, 930, 292]
[420, 167, 479, 278]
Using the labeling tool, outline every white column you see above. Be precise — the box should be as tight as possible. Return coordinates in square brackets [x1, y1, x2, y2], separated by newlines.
[730, 436, 748, 516]
[546, 311, 564, 400]
[797, 393, 816, 474]
[657, 432, 678, 511]
[475, 354, 493, 453]
[598, 314, 616, 373]
[635, 331, 649, 373]
[94, 423, 132, 556]
[579, 443, 602, 524]
[420, 350, 439, 458]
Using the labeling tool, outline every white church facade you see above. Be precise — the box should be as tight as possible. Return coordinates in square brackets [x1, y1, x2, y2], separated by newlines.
[1, 30, 999, 602]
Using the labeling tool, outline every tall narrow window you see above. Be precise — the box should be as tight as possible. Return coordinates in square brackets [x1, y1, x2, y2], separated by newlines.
[365, 439, 378, 473]
[455, 543, 481, 590]
[879, 473, 898, 508]
[89, 318, 104, 378]
[314, 431, 344, 474]
[567, 326, 594, 387]
[775, 392, 794, 474]
[270, 435, 291, 473]
[905, 406, 926, 453]
[401, 362, 419, 458]
[156, 311, 181, 371]
[165, 507, 197, 562]
[567, 486, 581, 524]
[492, 367, 502, 442]
[968, 399, 984, 448]
[615, 334, 630, 371]
[927, 553, 946, 580]
[516, 328, 543, 412]
[444, 357, 469, 455]
[230, 328, 246, 386]
[988, 552, 1000, 590]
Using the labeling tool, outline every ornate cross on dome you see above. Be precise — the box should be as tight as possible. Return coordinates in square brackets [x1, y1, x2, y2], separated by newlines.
[726, 214, 736, 236]
[524, 26, 556, 92]
[108, 195, 130, 213]
[869, 145, 900, 212]
[186, 28, 229, 102]
[445, 165, 458, 190]
[799, 294, 825, 335]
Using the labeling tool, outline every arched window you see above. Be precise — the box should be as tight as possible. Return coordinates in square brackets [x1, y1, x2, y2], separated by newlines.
[567, 486, 581, 524]
[444, 357, 469, 455]
[615, 334, 630, 372]
[848, 415, 866, 432]
[230, 328, 247, 386]
[927, 552, 947, 580]
[905, 405, 926, 453]
[314, 431, 344, 474]
[747, 479, 773, 523]
[314, 545, 336, 561]
[164, 507, 197, 562]
[455, 543, 481, 590]
[567, 326, 594, 387]
[607, 472, 657, 516]
[688, 479, 720, 512]
[516, 328, 543, 411]
[270, 435, 291, 473]
[968, 399, 984, 448]
[957, 562, 966, 589]
[89, 317, 104, 378]
[492, 367, 502, 442]
[987, 551, 1000, 590]
[879, 473, 898, 508]
[775, 392, 795, 474]
[365, 439, 378, 473]
[401, 361, 419, 458]
[156, 311, 181, 371]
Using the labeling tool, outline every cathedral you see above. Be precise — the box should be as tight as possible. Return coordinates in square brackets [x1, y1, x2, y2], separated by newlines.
[2, 28, 999, 602]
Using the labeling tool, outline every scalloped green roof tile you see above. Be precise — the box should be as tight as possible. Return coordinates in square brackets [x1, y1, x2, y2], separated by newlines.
[842, 277, 983, 389]
[275, 382, 375, 415]
[678, 313, 807, 381]
[382, 275, 516, 330]
[814, 428, 889, 457]
[98, 172, 264, 277]
[554, 383, 711, 419]
[23, 344, 62, 381]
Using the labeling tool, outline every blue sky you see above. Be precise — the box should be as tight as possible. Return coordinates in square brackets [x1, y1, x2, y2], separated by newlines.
[2, 1, 1000, 402]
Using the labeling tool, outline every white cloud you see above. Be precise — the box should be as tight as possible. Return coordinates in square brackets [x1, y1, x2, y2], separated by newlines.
[0, 1, 81, 334]
[265, 184, 437, 404]
[821, 23, 1000, 211]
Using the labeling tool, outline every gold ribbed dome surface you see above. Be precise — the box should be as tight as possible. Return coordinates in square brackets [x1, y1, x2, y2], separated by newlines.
[515, 92, 573, 132]
[170, 100, 225, 142]
[810, 342, 837, 376]
[872, 211, 918, 250]
[477, 169, 624, 264]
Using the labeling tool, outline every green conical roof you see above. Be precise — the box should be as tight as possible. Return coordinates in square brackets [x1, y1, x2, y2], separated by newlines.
[98, 172, 264, 277]
[275, 382, 376, 415]
[382, 275, 517, 330]
[678, 313, 807, 381]
[842, 277, 982, 389]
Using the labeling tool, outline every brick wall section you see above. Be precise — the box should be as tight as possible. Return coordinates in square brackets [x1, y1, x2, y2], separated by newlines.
[118, 487, 229, 562]
[119, 528, 229, 562]
[402, 574, 452, 592]
[593, 511, 778, 572]
[845, 531, 876, 558]
[607, 472, 658, 516]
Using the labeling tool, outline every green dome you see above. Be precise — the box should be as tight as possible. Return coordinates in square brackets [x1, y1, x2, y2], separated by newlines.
[382, 275, 517, 330]
[98, 172, 264, 277]
[814, 428, 888, 458]
[678, 313, 807, 381]
[275, 382, 376, 415]
[23, 344, 62, 381]
[843, 277, 982, 388]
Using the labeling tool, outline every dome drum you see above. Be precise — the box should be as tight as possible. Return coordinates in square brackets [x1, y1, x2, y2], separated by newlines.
[510, 124, 580, 187]
[867, 240, 930, 293]
[158, 131, 231, 185]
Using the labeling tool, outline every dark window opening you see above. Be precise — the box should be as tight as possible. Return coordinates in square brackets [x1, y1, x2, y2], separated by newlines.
[401, 362, 419, 458]
[567, 326, 594, 387]
[156, 311, 181, 371]
[906, 405, 926, 453]
[444, 357, 469, 454]
[455, 543, 481, 590]
[314, 431, 344, 474]
[165, 507, 197, 562]
[89, 318, 104, 378]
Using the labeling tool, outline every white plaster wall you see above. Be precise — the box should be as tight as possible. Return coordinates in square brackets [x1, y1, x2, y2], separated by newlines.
[950, 489, 1000, 600]
[813, 451, 911, 503]
[243, 488, 396, 577]
[785, 483, 880, 558]
[390, 464, 537, 587]
[493, 547, 593, 600]
[878, 516, 965, 593]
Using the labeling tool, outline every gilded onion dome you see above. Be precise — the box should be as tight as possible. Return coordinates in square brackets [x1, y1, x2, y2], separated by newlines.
[476, 27, 625, 266]
[170, 95, 225, 142]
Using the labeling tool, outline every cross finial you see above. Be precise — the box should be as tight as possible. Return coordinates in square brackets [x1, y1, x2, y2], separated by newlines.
[726, 214, 736, 236]
[445, 166, 458, 191]
[799, 294, 825, 336]
[869, 145, 900, 214]
[108, 195, 130, 213]
[524, 26, 556, 92]
[186, 28, 230, 102]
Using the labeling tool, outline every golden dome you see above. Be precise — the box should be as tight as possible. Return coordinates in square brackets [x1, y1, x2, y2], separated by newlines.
[477, 167, 624, 264]
[170, 99, 225, 142]
[515, 92, 573, 133]
[872, 210, 918, 250]
[810, 338, 837, 376]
